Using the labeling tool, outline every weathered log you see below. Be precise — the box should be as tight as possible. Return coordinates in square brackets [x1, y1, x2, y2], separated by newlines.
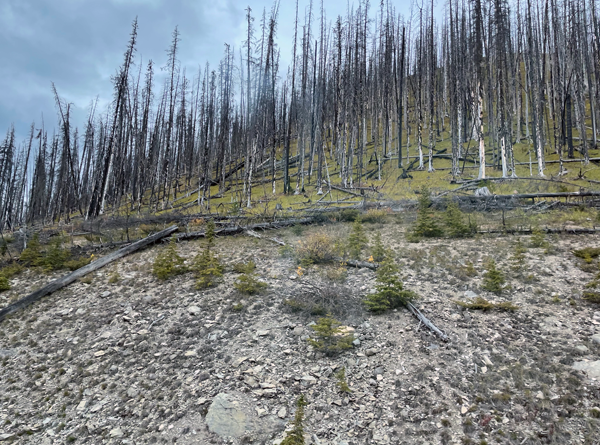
[407, 302, 449, 342]
[177, 218, 315, 241]
[330, 185, 364, 197]
[245, 229, 286, 246]
[0, 225, 179, 323]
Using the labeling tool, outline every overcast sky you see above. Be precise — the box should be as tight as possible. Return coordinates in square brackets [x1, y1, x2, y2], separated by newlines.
[0, 0, 416, 144]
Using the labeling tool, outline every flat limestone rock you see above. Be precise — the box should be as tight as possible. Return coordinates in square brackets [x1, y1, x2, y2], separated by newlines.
[206, 393, 248, 437]
[205, 392, 284, 440]
[573, 360, 600, 379]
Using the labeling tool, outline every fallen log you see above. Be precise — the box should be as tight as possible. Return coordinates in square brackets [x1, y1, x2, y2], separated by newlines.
[177, 218, 315, 241]
[245, 229, 285, 246]
[407, 302, 449, 342]
[0, 225, 179, 323]
[330, 185, 363, 197]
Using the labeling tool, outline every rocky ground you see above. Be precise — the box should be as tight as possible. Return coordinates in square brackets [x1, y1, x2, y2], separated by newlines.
[1, 220, 600, 445]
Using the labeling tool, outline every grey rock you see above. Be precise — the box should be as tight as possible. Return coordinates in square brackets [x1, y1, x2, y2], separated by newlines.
[0, 434, 15, 441]
[374, 367, 384, 377]
[188, 305, 201, 316]
[292, 326, 304, 336]
[109, 428, 123, 438]
[365, 348, 378, 357]
[0, 349, 15, 358]
[100, 291, 111, 298]
[575, 345, 589, 354]
[352, 339, 361, 347]
[277, 407, 287, 419]
[127, 387, 139, 398]
[573, 360, 600, 379]
[591, 334, 600, 345]
[206, 394, 249, 437]
[205, 393, 282, 440]
[464, 290, 478, 299]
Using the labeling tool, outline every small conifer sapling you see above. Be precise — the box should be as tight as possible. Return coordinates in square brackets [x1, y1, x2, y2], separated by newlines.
[365, 250, 417, 313]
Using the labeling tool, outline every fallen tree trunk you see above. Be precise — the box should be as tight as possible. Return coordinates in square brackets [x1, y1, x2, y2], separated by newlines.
[245, 229, 285, 246]
[478, 227, 600, 234]
[0, 225, 179, 323]
[407, 302, 449, 342]
[177, 218, 315, 241]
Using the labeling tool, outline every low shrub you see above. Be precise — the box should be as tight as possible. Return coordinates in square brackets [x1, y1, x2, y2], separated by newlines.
[0, 276, 9, 292]
[362, 208, 388, 223]
[234, 273, 267, 295]
[453, 296, 519, 311]
[233, 260, 256, 274]
[295, 232, 337, 266]
[193, 249, 223, 289]
[337, 208, 360, 222]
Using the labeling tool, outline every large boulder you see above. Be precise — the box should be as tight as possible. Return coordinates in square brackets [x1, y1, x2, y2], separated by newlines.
[205, 392, 284, 441]
[573, 360, 600, 379]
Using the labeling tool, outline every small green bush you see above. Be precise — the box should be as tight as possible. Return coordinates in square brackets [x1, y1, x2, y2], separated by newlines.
[108, 272, 120, 284]
[234, 273, 267, 295]
[347, 219, 368, 260]
[371, 232, 386, 262]
[232, 260, 256, 274]
[337, 208, 360, 222]
[64, 256, 91, 271]
[530, 226, 548, 248]
[152, 236, 187, 280]
[444, 202, 475, 238]
[365, 250, 418, 313]
[335, 367, 352, 393]
[0, 262, 24, 279]
[482, 259, 505, 293]
[510, 239, 527, 272]
[19, 233, 42, 266]
[573, 247, 600, 260]
[193, 249, 223, 289]
[280, 395, 308, 445]
[307, 314, 353, 355]
[0, 276, 9, 292]
[408, 187, 443, 241]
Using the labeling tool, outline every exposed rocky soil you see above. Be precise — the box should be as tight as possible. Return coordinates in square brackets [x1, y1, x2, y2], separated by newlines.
[1, 221, 600, 444]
